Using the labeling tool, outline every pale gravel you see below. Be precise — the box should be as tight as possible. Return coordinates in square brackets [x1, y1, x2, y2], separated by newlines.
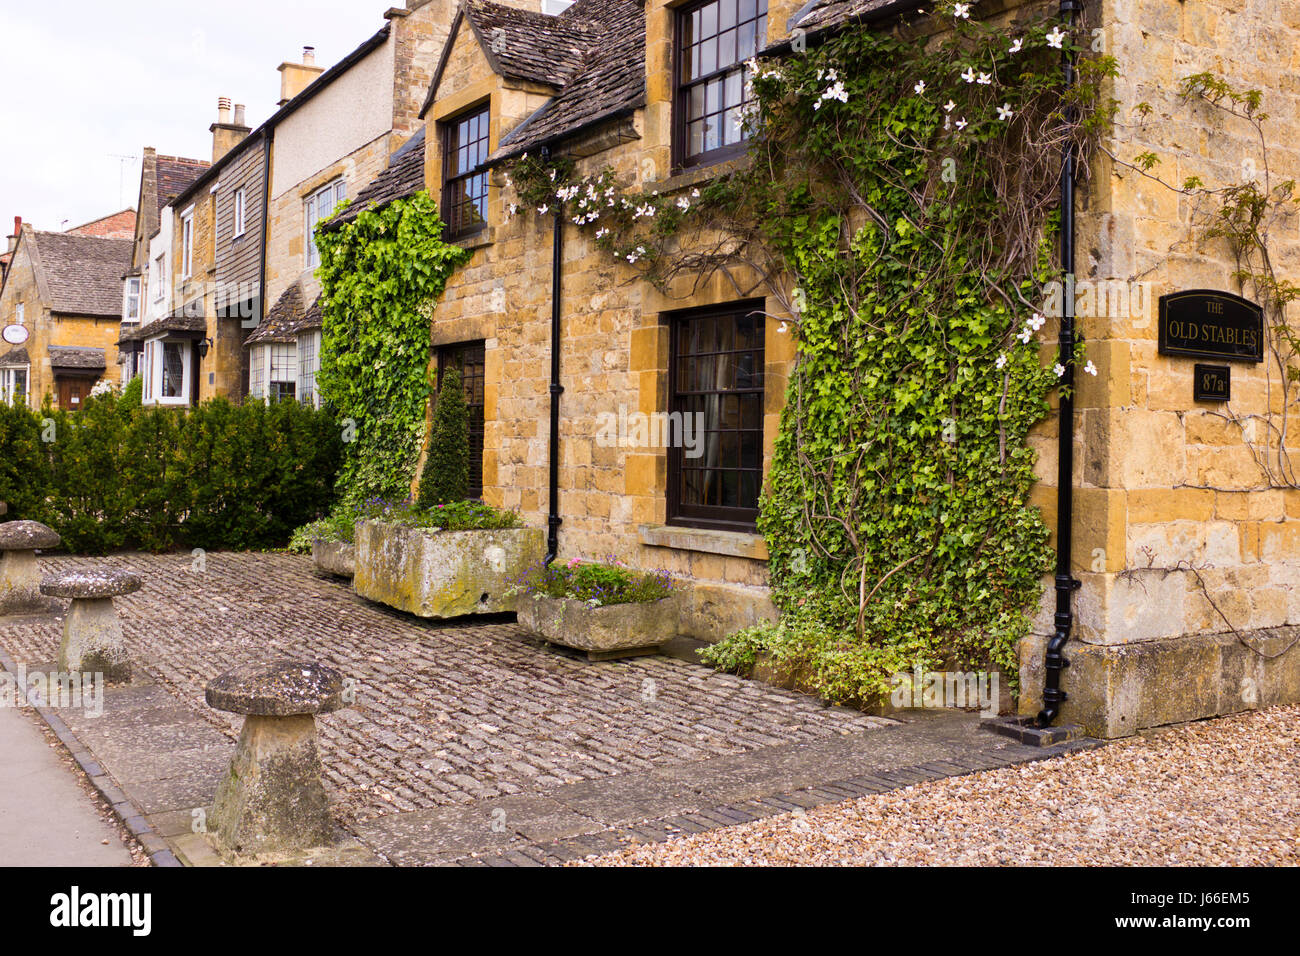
[580, 704, 1300, 866]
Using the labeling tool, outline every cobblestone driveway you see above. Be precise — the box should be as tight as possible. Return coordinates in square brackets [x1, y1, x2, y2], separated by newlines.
[0, 552, 887, 825]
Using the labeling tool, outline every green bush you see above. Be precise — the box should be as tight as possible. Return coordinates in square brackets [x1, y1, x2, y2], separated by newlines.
[0, 392, 342, 554]
[415, 367, 469, 508]
[510, 559, 674, 607]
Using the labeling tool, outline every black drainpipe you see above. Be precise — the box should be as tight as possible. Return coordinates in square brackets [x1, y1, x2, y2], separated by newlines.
[544, 147, 564, 565]
[1039, 0, 1083, 727]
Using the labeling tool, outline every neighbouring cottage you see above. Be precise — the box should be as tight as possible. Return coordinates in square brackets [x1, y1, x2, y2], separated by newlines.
[0, 215, 135, 409]
[116, 148, 211, 398]
[373, 0, 1300, 737]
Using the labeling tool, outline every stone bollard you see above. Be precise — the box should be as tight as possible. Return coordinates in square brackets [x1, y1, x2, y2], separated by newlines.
[0, 520, 61, 616]
[41, 569, 142, 683]
[205, 660, 347, 857]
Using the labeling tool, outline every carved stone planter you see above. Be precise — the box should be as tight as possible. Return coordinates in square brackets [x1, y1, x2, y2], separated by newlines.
[353, 520, 544, 618]
[517, 593, 676, 660]
[312, 539, 355, 578]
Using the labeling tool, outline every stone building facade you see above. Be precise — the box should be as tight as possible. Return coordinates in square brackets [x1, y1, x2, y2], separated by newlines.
[0, 223, 132, 409]
[391, 0, 1300, 734]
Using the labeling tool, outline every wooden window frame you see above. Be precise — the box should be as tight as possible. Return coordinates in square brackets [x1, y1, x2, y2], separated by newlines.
[672, 0, 767, 172]
[440, 103, 492, 240]
[435, 340, 487, 499]
[666, 300, 766, 531]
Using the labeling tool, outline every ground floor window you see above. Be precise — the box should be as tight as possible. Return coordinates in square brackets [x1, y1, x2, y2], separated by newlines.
[667, 302, 765, 530]
[297, 330, 320, 407]
[249, 343, 298, 402]
[141, 338, 191, 406]
[436, 340, 486, 498]
[0, 366, 28, 407]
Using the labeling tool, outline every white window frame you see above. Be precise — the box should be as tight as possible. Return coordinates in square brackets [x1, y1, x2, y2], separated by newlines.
[142, 338, 192, 407]
[181, 207, 195, 279]
[153, 254, 167, 303]
[305, 179, 346, 269]
[124, 277, 141, 321]
[249, 342, 299, 402]
[1, 365, 30, 408]
[297, 330, 321, 407]
[14, 302, 23, 326]
[233, 188, 246, 238]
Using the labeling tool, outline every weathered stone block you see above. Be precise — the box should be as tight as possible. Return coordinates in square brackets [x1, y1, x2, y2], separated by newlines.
[312, 539, 356, 578]
[518, 593, 675, 659]
[353, 520, 545, 618]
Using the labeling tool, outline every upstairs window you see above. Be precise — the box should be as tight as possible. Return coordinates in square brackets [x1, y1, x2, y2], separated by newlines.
[153, 255, 167, 303]
[233, 187, 247, 238]
[125, 277, 141, 321]
[181, 210, 194, 279]
[441, 105, 490, 239]
[14, 302, 23, 326]
[675, 0, 767, 168]
[305, 179, 346, 268]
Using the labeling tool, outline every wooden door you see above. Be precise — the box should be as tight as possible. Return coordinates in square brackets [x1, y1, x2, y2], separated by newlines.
[57, 378, 85, 411]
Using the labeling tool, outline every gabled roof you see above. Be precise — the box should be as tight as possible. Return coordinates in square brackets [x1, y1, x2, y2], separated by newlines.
[155, 156, 211, 216]
[25, 230, 132, 318]
[491, 0, 646, 159]
[465, 0, 594, 88]
[780, 0, 927, 44]
[48, 345, 106, 371]
[328, 128, 426, 228]
[246, 282, 305, 345]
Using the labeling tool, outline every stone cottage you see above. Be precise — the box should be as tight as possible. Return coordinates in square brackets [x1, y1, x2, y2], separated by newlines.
[380, 0, 1300, 737]
[0, 219, 134, 409]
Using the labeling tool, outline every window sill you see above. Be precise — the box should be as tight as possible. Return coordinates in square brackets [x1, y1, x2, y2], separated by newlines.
[638, 523, 768, 561]
[652, 155, 750, 195]
[454, 228, 494, 251]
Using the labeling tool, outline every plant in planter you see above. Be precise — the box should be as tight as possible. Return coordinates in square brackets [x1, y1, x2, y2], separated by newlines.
[290, 504, 362, 578]
[352, 498, 544, 618]
[511, 559, 677, 660]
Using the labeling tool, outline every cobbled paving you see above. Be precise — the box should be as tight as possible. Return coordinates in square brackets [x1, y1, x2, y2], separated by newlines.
[0, 552, 889, 825]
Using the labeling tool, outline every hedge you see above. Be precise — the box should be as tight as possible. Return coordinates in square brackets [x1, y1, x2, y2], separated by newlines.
[0, 389, 342, 554]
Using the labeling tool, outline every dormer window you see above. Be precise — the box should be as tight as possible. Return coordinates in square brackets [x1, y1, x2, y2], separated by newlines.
[441, 105, 491, 239]
[675, 0, 767, 169]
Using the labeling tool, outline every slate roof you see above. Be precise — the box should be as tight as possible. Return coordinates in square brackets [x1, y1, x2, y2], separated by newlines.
[156, 156, 211, 216]
[301, 296, 323, 332]
[328, 128, 427, 229]
[467, 0, 595, 87]
[0, 346, 29, 367]
[140, 312, 207, 338]
[48, 346, 106, 371]
[784, 0, 926, 37]
[27, 231, 132, 318]
[246, 282, 305, 345]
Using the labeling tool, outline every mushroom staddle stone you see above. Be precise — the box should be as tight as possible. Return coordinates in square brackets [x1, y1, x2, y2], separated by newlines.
[0, 519, 61, 551]
[0, 520, 61, 615]
[206, 660, 349, 857]
[44, 568, 139, 683]
[40, 569, 142, 600]
[205, 660, 346, 716]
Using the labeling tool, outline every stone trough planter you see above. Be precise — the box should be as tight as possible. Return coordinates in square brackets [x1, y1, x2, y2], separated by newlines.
[312, 539, 356, 578]
[517, 593, 676, 660]
[353, 519, 544, 618]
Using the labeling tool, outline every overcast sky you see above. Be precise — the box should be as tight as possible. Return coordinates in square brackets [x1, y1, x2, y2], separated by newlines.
[0, 0, 397, 234]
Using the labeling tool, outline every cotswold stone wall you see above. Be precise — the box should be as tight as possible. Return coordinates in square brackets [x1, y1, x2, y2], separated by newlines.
[1020, 0, 1300, 734]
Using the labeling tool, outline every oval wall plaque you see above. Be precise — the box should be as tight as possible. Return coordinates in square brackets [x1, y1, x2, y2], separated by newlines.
[1158, 290, 1263, 363]
[2, 324, 30, 346]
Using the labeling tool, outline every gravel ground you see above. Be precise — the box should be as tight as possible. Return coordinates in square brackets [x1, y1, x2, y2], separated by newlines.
[582, 704, 1300, 866]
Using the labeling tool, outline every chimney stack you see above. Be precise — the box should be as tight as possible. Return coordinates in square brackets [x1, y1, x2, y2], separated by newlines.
[6, 216, 20, 254]
[210, 95, 251, 163]
[278, 45, 325, 106]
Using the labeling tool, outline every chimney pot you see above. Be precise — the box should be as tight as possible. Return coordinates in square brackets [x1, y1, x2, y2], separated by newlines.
[217, 96, 232, 125]
[303, 45, 316, 65]
[233, 103, 246, 127]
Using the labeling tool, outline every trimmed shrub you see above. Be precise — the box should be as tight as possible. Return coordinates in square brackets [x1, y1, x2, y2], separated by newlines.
[0, 393, 342, 554]
[415, 367, 469, 508]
